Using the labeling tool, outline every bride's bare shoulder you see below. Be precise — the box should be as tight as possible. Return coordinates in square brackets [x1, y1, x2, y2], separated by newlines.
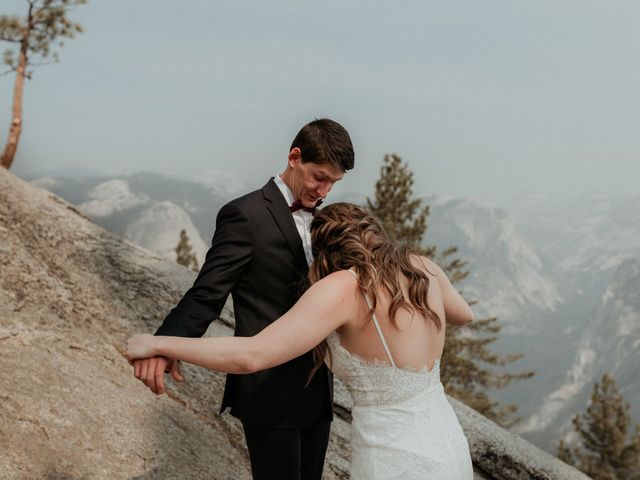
[307, 269, 359, 297]
[409, 254, 443, 278]
[298, 270, 362, 320]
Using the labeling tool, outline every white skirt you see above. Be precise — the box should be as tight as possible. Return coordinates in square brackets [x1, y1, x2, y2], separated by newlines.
[349, 383, 473, 480]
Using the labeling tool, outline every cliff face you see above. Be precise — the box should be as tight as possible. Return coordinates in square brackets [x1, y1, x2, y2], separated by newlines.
[0, 168, 586, 479]
[520, 258, 640, 448]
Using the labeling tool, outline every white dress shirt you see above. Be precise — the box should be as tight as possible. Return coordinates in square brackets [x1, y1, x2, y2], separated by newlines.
[273, 175, 314, 265]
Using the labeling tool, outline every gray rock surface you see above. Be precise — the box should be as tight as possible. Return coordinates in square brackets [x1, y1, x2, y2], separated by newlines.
[451, 398, 589, 479]
[0, 169, 249, 479]
[0, 168, 588, 479]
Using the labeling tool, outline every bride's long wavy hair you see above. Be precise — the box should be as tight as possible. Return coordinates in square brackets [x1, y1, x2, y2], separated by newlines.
[306, 202, 441, 382]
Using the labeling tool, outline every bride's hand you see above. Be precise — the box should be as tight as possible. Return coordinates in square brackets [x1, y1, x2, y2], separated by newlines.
[126, 334, 157, 361]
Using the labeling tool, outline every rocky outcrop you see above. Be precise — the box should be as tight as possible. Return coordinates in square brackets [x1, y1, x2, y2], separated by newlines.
[0, 168, 587, 479]
[0, 168, 254, 479]
[453, 398, 590, 479]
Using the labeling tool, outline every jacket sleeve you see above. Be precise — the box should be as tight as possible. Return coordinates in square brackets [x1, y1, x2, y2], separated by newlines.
[155, 201, 253, 337]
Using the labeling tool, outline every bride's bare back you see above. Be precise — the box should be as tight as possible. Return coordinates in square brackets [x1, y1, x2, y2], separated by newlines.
[337, 255, 472, 372]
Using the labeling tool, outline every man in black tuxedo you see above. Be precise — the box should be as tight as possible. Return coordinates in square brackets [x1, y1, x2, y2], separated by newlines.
[132, 118, 354, 479]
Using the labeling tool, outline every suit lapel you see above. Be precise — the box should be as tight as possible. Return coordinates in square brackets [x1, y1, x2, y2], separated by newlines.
[262, 178, 308, 271]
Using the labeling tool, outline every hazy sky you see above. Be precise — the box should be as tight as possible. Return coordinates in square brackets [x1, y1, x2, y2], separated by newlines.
[1, 0, 639, 206]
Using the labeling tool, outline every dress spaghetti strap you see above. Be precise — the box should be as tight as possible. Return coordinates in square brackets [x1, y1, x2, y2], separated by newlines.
[347, 269, 397, 368]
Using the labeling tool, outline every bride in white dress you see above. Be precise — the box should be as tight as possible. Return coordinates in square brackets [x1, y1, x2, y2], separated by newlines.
[126, 202, 474, 479]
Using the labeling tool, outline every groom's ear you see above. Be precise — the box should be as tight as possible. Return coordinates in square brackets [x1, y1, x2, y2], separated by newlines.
[288, 147, 302, 166]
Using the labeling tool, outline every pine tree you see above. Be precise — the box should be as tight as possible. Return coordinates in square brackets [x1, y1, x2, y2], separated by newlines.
[366, 154, 433, 256]
[367, 153, 533, 426]
[175, 229, 199, 272]
[558, 374, 640, 480]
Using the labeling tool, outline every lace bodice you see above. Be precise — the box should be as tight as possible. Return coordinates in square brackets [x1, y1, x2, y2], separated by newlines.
[326, 332, 442, 407]
[325, 270, 473, 479]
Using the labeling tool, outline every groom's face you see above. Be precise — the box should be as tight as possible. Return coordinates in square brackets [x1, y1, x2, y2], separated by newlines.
[288, 148, 345, 207]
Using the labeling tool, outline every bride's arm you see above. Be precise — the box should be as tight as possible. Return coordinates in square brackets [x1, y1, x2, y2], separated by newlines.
[128, 270, 357, 374]
[417, 255, 474, 325]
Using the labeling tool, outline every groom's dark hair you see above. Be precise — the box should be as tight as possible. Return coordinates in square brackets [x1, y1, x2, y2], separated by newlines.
[291, 118, 355, 172]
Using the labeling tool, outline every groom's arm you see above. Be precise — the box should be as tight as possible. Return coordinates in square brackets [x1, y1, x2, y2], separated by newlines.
[134, 201, 253, 394]
[156, 201, 253, 337]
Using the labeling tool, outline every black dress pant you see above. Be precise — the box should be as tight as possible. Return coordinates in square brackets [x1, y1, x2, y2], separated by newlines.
[242, 419, 331, 480]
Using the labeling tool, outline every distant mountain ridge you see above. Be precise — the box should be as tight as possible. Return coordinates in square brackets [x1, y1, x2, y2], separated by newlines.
[30, 171, 245, 268]
[424, 195, 562, 333]
[417, 192, 639, 452]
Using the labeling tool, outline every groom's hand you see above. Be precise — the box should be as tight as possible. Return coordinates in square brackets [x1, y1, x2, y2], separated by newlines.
[133, 356, 184, 395]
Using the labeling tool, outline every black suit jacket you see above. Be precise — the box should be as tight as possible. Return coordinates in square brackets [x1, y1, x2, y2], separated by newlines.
[155, 178, 333, 428]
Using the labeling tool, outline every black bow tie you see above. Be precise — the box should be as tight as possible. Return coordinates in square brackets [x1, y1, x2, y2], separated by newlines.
[290, 199, 323, 214]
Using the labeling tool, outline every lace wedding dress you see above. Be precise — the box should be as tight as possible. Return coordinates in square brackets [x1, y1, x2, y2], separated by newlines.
[326, 272, 474, 479]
